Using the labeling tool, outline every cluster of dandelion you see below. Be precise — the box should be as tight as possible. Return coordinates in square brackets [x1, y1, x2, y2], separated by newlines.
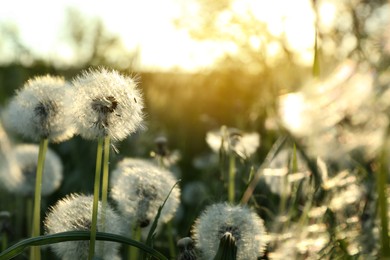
[0, 68, 270, 260]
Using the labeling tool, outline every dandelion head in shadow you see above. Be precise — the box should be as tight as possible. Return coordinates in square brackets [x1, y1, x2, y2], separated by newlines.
[192, 203, 267, 260]
[44, 194, 123, 260]
[4, 75, 75, 142]
[72, 68, 144, 141]
[0, 122, 23, 193]
[10, 144, 63, 197]
[177, 237, 197, 260]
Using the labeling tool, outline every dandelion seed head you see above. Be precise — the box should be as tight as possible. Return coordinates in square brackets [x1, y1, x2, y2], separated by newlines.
[44, 193, 123, 260]
[11, 144, 63, 197]
[0, 122, 22, 193]
[110, 159, 180, 236]
[4, 75, 76, 142]
[72, 68, 144, 141]
[192, 203, 267, 260]
[206, 127, 260, 159]
[177, 237, 197, 260]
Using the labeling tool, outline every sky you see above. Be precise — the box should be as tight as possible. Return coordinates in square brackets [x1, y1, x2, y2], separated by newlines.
[0, 0, 327, 72]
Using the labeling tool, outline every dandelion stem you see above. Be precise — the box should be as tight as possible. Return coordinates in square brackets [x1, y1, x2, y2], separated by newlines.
[88, 137, 104, 260]
[31, 137, 48, 260]
[377, 147, 390, 257]
[129, 225, 141, 260]
[167, 221, 176, 259]
[101, 135, 111, 229]
[1, 232, 7, 251]
[228, 153, 236, 203]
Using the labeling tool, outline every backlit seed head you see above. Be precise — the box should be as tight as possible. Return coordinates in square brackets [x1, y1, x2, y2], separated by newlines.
[192, 203, 267, 260]
[44, 193, 123, 260]
[110, 158, 180, 237]
[72, 68, 144, 141]
[3, 75, 76, 142]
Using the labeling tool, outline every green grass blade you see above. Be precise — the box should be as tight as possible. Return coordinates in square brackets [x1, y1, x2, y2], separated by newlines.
[145, 180, 181, 248]
[0, 231, 168, 260]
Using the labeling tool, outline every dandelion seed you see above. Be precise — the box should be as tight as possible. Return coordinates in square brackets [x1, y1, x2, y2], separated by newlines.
[192, 203, 267, 260]
[72, 68, 144, 141]
[206, 127, 260, 159]
[3, 75, 75, 143]
[110, 159, 180, 236]
[44, 194, 123, 260]
[10, 144, 63, 197]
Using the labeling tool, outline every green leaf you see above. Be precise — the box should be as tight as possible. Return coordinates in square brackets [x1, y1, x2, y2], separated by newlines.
[0, 231, 167, 260]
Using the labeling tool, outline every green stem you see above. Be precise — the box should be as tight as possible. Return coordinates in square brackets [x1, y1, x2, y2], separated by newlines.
[31, 138, 48, 260]
[88, 138, 104, 260]
[129, 225, 141, 260]
[377, 148, 390, 257]
[228, 153, 236, 203]
[167, 221, 176, 259]
[1, 232, 7, 251]
[101, 136, 111, 229]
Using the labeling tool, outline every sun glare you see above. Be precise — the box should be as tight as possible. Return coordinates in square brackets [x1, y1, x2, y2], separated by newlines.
[0, 0, 324, 71]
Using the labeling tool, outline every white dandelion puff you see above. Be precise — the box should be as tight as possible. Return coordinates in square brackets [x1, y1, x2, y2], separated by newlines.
[72, 68, 144, 141]
[3, 75, 75, 143]
[206, 127, 260, 159]
[44, 193, 123, 260]
[0, 122, 22, 192]
[10, 144, 63, 197]
[110, 158, 180, 237]
[192, 203, 267, 260]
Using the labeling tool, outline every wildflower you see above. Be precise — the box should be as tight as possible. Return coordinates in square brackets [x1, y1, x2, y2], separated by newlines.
[192, 203, 267, 260]
[72, 68, 144, 141]
[3, 75, 75, 143]
[10, 144, 63, 197]
[44, 194, 122, 260]
[206, 126, 260, 159]
[279, 61, 388, 161]
[110, 159, 180, 236]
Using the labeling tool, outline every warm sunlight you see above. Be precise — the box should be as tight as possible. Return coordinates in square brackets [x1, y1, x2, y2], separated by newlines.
[0, 0, 335, 71]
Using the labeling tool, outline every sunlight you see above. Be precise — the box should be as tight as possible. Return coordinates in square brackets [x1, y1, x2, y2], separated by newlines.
[0, 0, 323, 71]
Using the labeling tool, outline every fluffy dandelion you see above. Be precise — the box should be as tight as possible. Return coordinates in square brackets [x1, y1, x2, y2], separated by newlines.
[110, 158, 180, 236]
[206, 126, 260, 203]
[72, 68, 144, 258]
[3, 75, 75, 143]
[44, 194, 123, 260]
[206, 127, 260, 159]
[192, 203, 267, 260]
[10, 144, 63, 197]
[71, 68, 144, 141]
[0, 122, 22, 193]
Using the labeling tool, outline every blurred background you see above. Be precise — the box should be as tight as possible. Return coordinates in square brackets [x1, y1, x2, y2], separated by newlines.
[0, 0, 390, 257]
